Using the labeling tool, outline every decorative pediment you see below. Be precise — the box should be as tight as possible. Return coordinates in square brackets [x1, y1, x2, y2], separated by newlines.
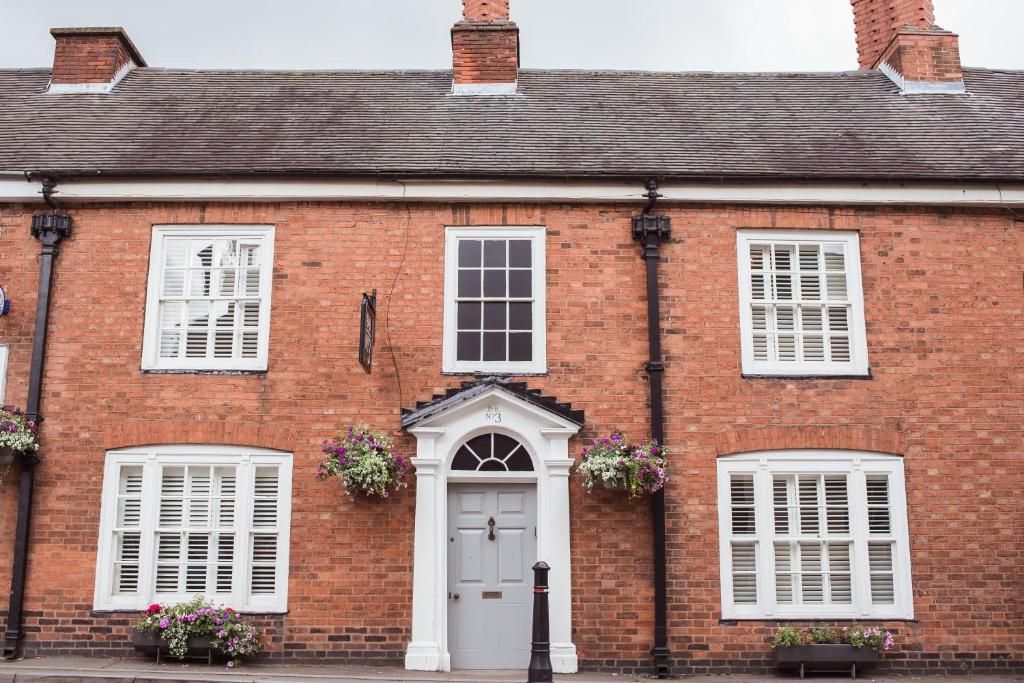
[400, 377, 584, 430]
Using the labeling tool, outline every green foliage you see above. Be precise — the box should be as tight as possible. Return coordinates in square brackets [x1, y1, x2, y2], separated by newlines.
[772, 626, 812, 647]
[772, 624, 895, 652]
[134, 595, 262, 667]
[810, 626, 839, 644]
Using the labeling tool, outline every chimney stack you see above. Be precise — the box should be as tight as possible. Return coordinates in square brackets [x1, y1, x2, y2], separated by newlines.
[451, 0, 519, 95]
[48, 27, 146, 93]
[850, 0, 964, 93]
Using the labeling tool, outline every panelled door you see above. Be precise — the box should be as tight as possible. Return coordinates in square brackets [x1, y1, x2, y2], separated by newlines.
[447, 483, 537, 669]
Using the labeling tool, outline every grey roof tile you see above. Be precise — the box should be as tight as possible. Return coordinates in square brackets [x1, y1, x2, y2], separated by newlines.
[0, 67, 1021, 180]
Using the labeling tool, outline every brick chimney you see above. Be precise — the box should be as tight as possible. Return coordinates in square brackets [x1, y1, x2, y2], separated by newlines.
[451, 0, 519, 95]
[48, 27, 146, 93]
[850, 0, 964, 93]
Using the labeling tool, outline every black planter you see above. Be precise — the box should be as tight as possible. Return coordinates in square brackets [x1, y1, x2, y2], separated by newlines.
[0, 446, 19, 465]
[602, 477, 627, 492]
[132, 630, 216, 664]
[773, 644, 880, 679]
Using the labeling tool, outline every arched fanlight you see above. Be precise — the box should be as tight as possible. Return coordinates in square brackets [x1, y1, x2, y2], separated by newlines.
[451, 433, 533, 472]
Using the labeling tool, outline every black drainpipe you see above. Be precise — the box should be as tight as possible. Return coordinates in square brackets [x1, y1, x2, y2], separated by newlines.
[3, 178, 72, 659]
[631, 179, 671, 678]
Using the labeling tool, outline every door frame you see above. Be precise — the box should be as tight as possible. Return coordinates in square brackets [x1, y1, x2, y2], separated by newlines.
[404, 387, 580, 673]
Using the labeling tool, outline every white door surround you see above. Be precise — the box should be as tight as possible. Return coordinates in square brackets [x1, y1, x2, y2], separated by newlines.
[404, 385, 581, 673]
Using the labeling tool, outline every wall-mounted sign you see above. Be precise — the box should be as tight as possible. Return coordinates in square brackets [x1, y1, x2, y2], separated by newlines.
[0, 284, 8, 316]
[359, 289, 377, 373]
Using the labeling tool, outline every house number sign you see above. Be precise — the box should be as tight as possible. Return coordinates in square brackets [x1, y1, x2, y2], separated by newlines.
[484, 404, 502, 423]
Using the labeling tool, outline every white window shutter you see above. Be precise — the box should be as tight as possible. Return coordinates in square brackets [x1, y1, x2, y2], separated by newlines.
[96, 447, 291, 613]
[250, 466, 279, 595]
[113, 466, 144, 595]
[869, 543, 896, 604]
[728, 474, 758, 604]
[737, 231, 868, 376]
[215, 469, 236, 595]
[866, 475, 892, 533]
[718, 452, 912, 619]
[731, 544, 758, 604]
[730, 475, 756, 535]
[142, 226, 274, 371]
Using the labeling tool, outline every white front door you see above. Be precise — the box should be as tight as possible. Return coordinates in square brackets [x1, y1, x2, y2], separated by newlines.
[447, 483, 537, 669]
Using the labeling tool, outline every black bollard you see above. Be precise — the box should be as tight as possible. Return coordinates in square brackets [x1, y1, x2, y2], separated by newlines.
[527, 561, 553, 683]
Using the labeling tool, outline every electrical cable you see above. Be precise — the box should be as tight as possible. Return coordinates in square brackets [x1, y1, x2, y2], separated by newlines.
[384, 181, 412, 413]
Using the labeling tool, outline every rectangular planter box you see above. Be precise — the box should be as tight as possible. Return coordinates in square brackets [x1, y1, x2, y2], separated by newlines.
[773, 644, 880, 679]
[132, 630, 215, 664]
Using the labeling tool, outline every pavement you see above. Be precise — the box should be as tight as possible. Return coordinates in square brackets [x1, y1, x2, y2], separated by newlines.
[0, 657, 1020, 683]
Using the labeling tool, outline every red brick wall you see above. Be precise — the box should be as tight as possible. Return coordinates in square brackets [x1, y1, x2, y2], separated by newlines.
[878, 29, 963, 83]
[0, 200, 1020, 674]
[851, 0, 936, 69]
[451, 22, 519, 85]
[51, 33, 135, 85]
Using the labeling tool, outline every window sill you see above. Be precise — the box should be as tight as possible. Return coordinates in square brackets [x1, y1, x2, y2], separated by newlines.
[92, 608, 289, 616]
[442, 370, 548, 377]
[720, 617, 917, 625]
[141, 368, 268, 376]
[741, 371, 872, 381]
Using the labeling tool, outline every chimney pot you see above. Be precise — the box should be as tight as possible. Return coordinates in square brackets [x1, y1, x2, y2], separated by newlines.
[49, 27, 145, 93]
[462, 0, 510, 22]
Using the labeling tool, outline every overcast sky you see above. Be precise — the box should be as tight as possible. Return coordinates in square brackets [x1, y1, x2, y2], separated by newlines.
[1, 0, 1021, 73]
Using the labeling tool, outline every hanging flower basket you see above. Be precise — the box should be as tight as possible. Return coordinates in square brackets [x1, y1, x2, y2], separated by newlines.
[577, 431, 668, 500]
[317, 425, 409, 500]
[0, 407, 39, 482]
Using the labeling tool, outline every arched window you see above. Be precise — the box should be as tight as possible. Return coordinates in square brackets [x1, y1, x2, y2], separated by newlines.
[451, 433, 533, 472]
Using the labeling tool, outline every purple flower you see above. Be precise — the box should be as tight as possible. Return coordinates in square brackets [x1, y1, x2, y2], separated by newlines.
[159, 618, 169, 629]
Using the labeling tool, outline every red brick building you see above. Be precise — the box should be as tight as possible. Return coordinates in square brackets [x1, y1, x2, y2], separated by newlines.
[0, 0, 1021, 676]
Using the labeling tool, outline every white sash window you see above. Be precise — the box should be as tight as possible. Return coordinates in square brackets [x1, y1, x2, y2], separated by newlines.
[736, 230, 868, 376]
[442, 227, 547, 374]
[142, 225, 275, 371]
[95, 446, 292, 612]
[717, 451, 913, 620]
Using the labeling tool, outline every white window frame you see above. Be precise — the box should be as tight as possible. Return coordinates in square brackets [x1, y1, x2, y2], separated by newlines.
[94, 445, 292, 613]
[442, 226, 547, 374]
[736, 230, 869, 376]
[717, 450, 913, 620]
[141, 225, 275, 371]
[0, 345, 8, 404]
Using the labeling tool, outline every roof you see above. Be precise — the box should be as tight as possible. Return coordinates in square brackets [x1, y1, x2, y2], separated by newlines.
[401, 377, 585, 429]
[0, 67, 1022, 181]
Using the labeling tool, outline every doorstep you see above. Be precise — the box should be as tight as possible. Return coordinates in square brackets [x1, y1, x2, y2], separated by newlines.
[0, 657, 625, 683]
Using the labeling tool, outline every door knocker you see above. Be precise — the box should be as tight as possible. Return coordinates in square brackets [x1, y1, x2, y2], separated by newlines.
[487, 516, 496, 541]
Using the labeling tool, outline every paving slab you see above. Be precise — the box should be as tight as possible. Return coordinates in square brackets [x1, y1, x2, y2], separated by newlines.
[0, 658, 1021, 683]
